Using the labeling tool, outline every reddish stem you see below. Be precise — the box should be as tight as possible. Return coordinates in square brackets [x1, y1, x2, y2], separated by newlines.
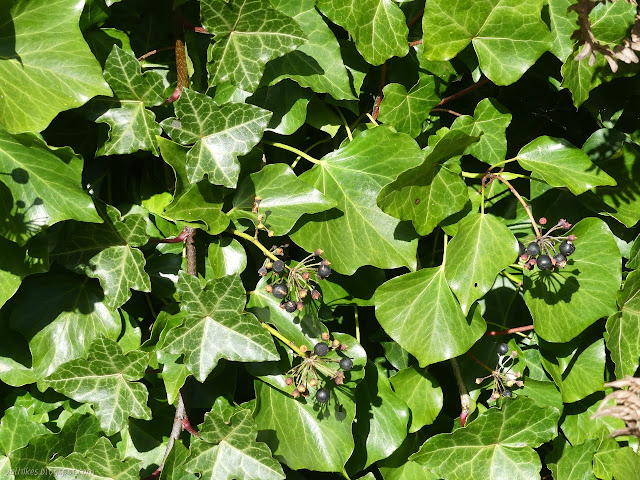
[153, 226, 191, 243]
[372, 63, 387, 121]
[181, 418, 201, 438]
[434, 77, 491, 108]
[409, 39, 423, 47]
[137, 46, 175, 61]
[485, 325, 535, 336]
[407, 8, 424, 29]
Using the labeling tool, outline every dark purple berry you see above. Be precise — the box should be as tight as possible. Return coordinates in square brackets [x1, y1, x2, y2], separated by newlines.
[272, 260, 285, 273]
[526, 242, 540, 257]
[518, 241, 525, 257]
[284, 300, 296, 313]
[537, 254, 552, 270]
[314, 342, 329, 356]
[317, 264, 331, 279]
[339, 358, 353, 371]
[553, 253, 567, 267]
[497, 343, 509, 355]
[316, 388, 330, 403]
[502, 390, 513, 398]
[559, 240, 575, 256]
[272, 283, 288, 299]
[258, 267, 268, 277]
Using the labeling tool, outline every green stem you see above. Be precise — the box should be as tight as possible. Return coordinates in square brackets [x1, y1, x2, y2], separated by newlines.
[501, 269, 522, 286]
[493, 175, 542, 238]
[333, 106, 353, 141]
[261, 322, 305, 357]
[501, 282, 522, 325]
[263, 140, 321, 165]
[461, 171, 527, 180]
[442, 233, 448, 265]
[230, 229, 280, 262]
[291, 137, 331, 169]
[354, 305, 360, 344]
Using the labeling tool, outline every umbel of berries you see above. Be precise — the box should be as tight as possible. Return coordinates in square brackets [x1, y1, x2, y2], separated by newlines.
[519, 218, 576, 271]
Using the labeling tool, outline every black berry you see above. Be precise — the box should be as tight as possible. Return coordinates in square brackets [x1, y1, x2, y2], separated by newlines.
[258, 267, 268, 277]
[314, 342, 329, 356]
[502, 390, 513, 398]
[537, 254, 552, 270]
[316, 388, 330, 403]
[518, 241, 525, 256]
[497, 343, 509, 355]
[272, 260, 285, 273]
[553, 253, 567, 267]
[317, 264, 331, 279]
[284, 300, 296, 313]
[526, 242, 540, 256]
[272, 283, 288, 299]
[559, 240, 575, 256]
[339, 358, 353, 371]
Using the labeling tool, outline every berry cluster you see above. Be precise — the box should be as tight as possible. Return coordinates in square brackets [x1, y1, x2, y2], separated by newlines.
[260, 247, 331, 312]
[518, 218, 576, 271]
[475, 343, 523, 400]
[285, 332, 353, 404]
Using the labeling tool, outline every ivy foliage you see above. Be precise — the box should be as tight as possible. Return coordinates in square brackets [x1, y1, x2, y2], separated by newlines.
[1, 0, 640, 478]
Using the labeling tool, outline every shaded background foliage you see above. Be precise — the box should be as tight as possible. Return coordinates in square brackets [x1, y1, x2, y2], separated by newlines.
[1, 0, 640, 479]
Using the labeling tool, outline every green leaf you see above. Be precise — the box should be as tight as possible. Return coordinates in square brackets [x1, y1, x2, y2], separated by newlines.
[560, 393, 625, 445]
[247, 81, 312, 135]
[9, 272, 121, 380]
[561, 44, 608, 107]
[548, 0, 578, 62]
[0, 235, 47, 309]
[607, 270, 640, 378]
[201, 0, 306, 92]
[523, 218, 621, 342]
[411, 397, 560, 480]
[253, 379, 355, 472]
[378, 76, 440, 138]
[263, 0, 355, 100]
[348, 362, 410, 472]
[589, 1, 637, 48]
[516, 136, 617, 195]
[45, 337, 151, 435]
[230, 163, 336, 236]
[539, 327, 605, 404]
[612, 447, 640, 480]
[377, 129, 479, 236]
[445, 213, 519, 314]
[0, 407, 49, 455]
[375, 267, 486, 367]
[161, 272, 278, 382]
[316, 0, 409, 66]
[450, 98, 512, 165]
[320, 266, 385, 307]
[390, 366, 443, 433]
[548, 438, 599, 480]
[290, 127, 424, 275]
[0, 128, 102, 245]
[48, 437, 141, 480]
[0, 0, 112, 133]
[161, 89, 271, 187]
[207, 238, 247, 279]
[378, 434, 439, 480]
[421, 0, 551, 85]
[186, 409, 284, 480]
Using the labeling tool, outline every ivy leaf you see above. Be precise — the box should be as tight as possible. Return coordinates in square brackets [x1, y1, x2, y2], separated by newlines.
[290, 127, 424, 275]
[48, 437, 141, 480]
[96, 45, 165, 156]
[161, 89, 271, 187]
[548, 438, 599, 480]
[421, 0, 551, 85]
[263, 0, 355, 100]
[524, 218, 621, 342]
[561, 393, 624, 445]
[248, 81, 312, 135]
[377, 129, 479, 236]
[201, 0, 306, 93]
[516, 136, 617, 195]
[539, 327, 605, 403]
[378, 76, 440, 138]
[375, 267, 486, 367]
[411, 397, 560, 480]
[445, 213, 519, 314]
[0, 128, 102, 245]
[45, 337, 151, 435]
[548, 0, 578, 62]
[316, 0, 409, 66]
[9, 272, 121, 380]
[186, 409, 284, 480]
[207, 238, 247, 279]
[0, 0, 112, 133]
[0, 235, 47, 309]
[348, 362, 410, 473]
[606, 270, 640, 378]
[612, 447, 640, 480]
[561, 44, 609, 107]
[0, 407, 49, 455]
[157, 137, 230, 233]
[161, 272, 278, 382]
[589, 1, 637, 48]
[52, 205, 151, 308]
[390, 366, 443, 433]
[230, 163, 336, 236]
[450, 98, 512, 165]
[253, 379, 355, 472]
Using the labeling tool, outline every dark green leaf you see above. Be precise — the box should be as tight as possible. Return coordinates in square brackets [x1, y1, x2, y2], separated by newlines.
[607, 269, 640, 378]
[390, 366, 443, 433]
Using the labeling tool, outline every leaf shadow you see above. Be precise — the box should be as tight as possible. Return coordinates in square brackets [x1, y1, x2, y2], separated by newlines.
[0, 179, 47, 244]
[523, 263, 581, 305]
[0, 4, 22, 65]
